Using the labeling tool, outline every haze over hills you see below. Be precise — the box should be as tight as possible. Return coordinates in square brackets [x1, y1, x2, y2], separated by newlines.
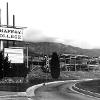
[5, 41, 100, 57]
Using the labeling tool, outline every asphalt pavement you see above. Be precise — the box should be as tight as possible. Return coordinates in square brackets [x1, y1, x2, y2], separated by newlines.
[0, 80, 100, 100]
[34, 81, 100, 100]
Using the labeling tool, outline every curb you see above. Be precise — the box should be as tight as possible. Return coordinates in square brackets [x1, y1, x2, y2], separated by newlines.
[26, 79, 83, 98]
[26, 81, 65, 97]
[26, 80, 80, 99]
[72, 79, 100, 98]
[17, 92, 27, 96]
[26, 83, 43, 97]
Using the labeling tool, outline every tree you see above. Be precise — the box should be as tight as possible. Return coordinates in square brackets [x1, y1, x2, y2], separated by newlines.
[50, 52, 60, 79]
[3, 54, 11, 77]
[0, 52, 4, 78]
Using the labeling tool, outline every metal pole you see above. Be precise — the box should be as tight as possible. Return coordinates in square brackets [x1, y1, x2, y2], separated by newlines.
[7, 2, 9, 27]
[27, 45, 29, 69]
[46, 56, 48, 85]
[70, 56, 71, 71]
[13, 15, 15, 46]
[6, 2, 9, 48]
[0, 41, 3, 51]
[13, 15, 15, 27]
[45, 55, 48, 85]
[0, 9, 3, 51]
[0, 9, 1, 26]
[0, 9, 4, 78]
[75, 57, 76, 71]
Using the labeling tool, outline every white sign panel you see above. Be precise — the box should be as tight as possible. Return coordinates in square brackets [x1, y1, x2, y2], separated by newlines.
[4, 48, 24, 63]
[0, 27, 23, 41]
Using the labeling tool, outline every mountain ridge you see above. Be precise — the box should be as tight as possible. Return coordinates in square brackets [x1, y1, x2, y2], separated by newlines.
[5, 41, 100, 57]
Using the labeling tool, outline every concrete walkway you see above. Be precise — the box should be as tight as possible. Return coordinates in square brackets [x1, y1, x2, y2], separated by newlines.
[0, 91, 28, 100]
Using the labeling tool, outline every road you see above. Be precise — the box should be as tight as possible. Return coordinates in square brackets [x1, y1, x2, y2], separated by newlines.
[33, 81, 100, 100]
[0, 80, 99, 100]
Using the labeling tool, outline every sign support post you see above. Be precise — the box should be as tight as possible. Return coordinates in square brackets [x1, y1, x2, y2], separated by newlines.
[0, 9, 3, 51]
[26, 43, 29, 69]
[27, 46, 29, 69]
[0, 41, 3, 51]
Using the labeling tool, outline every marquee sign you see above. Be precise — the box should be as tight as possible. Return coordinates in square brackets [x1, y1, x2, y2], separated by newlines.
[0, 27, 23, 41]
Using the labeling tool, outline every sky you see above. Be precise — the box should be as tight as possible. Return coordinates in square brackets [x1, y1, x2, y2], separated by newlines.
[0, 0, 100, 49]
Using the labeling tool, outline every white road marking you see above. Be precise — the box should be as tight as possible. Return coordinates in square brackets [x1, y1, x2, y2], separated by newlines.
[70, 79, 100, 99]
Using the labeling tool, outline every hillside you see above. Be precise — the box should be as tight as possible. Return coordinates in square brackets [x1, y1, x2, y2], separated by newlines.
[4, 41, 100, 57]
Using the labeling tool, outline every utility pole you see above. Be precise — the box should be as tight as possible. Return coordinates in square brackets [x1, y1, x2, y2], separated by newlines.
[27, 46, 29, 68]
[26, 43, 29, 69]
[6, 2, 9, 48]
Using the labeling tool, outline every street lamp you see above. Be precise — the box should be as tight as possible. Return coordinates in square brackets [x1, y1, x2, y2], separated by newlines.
[26, 42, 29, 69]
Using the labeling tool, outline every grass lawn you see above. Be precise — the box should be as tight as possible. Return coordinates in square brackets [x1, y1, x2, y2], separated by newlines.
[1, 70, 100, 92]
[0, 78, 62, 92]
[0, 83, 33, 92]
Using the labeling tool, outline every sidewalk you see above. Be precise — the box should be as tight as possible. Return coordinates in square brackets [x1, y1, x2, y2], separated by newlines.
[0, 91, 28, 100]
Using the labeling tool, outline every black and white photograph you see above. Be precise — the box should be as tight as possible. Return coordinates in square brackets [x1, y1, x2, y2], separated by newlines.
[0, 0, 100, 100]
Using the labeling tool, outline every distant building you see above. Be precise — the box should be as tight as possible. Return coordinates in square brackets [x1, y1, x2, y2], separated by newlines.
[60, 54, 89, 71]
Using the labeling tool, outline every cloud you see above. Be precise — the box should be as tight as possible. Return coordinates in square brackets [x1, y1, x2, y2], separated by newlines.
[23, 28, 97, 49]
[23, 28, 56, 42]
